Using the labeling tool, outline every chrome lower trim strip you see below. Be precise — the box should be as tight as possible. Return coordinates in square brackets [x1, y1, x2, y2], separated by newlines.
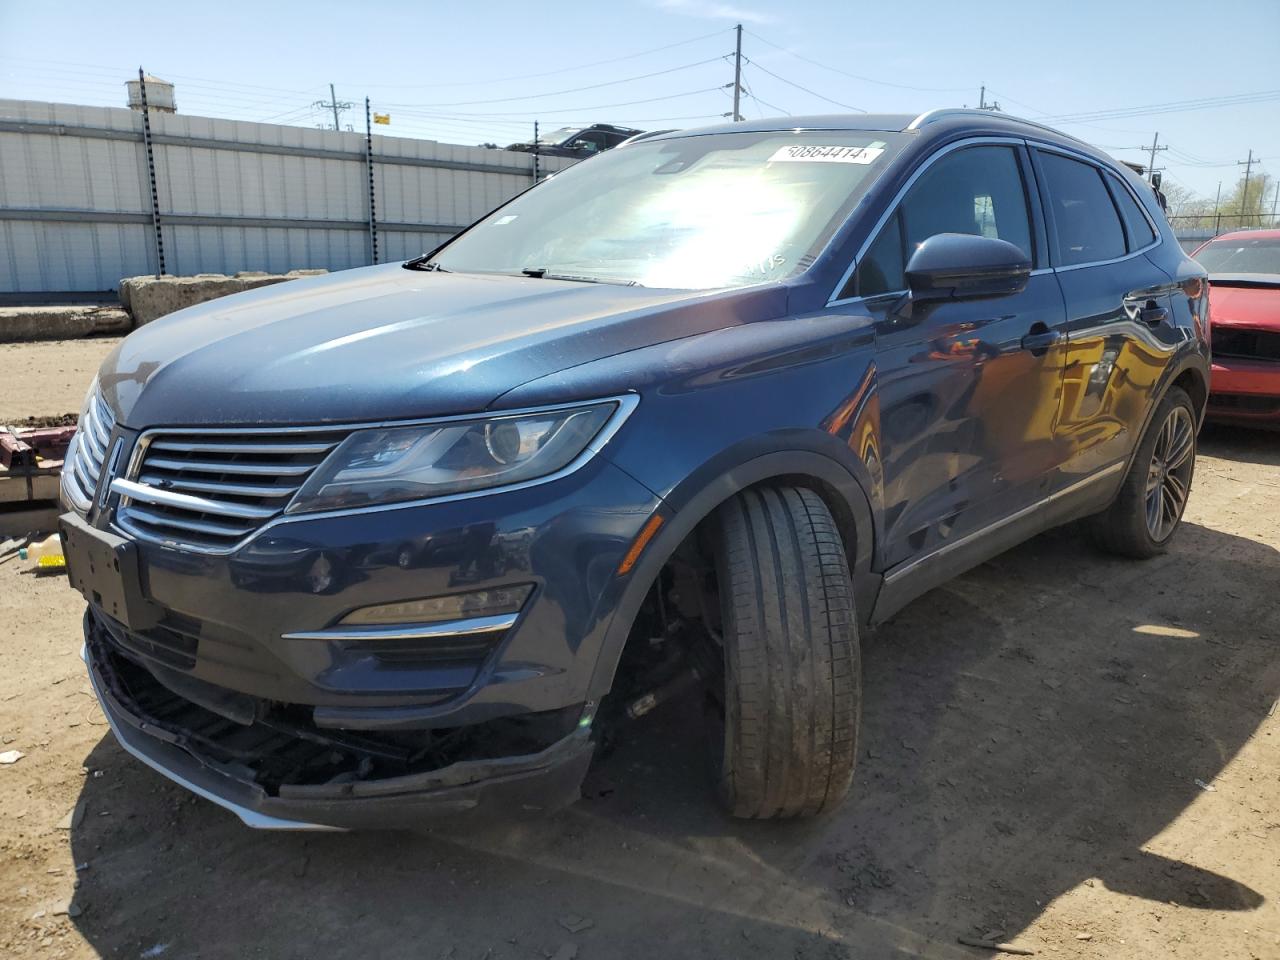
[282, 612, 518, 643]
[882, 461, 1126, 586]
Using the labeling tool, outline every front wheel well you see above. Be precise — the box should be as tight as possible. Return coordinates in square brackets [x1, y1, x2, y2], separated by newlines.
[605, 475, 861, 710]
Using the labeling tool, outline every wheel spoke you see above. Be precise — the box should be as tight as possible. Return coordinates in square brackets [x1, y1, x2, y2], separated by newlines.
[1162, 483, 1177, 537]
[1146, 485, 1161, 534]
[1165, 472, 1189, 513]
[1167, 421, 1194, 469]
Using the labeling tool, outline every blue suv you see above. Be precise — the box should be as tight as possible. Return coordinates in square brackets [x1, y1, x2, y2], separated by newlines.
[61, 110, 1210, 829]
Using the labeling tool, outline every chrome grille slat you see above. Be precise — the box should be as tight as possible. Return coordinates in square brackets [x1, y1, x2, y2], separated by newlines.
[124, 504, 257, 539]
[116, 427, 349, 552]
[63, 391, 117, 512]
[137, 474, 297, 499]
[149, 439, 338, 455]
[114, 479, 280, 520]
[143, 456, 318, 476]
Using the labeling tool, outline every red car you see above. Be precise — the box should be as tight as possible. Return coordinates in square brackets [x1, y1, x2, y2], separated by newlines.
[1192, 229, 1280, 426]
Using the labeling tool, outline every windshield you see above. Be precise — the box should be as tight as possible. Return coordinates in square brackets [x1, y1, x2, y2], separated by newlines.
[1194, 236, 1280, 276]
[537, 126, 581, 145]
[429, 131, 904, 289]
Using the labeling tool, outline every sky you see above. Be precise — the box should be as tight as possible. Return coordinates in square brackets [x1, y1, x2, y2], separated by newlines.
[1, 0, 1278, 205]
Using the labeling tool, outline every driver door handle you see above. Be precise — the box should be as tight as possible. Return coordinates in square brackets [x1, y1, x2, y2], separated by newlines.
[1020, 323, 1063, 356]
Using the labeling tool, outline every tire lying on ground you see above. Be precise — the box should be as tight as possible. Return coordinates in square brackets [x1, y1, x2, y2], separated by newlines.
[709, 485, 860, 819]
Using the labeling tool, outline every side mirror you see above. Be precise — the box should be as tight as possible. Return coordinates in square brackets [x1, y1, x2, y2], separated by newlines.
[569, 140, 599, 154]
[897, 233, 1031, 317]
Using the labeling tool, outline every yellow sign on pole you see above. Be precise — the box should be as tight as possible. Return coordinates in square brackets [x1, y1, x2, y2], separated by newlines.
[373, 113, 390, 125]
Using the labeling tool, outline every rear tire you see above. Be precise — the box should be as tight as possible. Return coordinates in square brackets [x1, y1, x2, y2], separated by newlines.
[710, 486, 860, 819]
[1089, 386, 1197, 559]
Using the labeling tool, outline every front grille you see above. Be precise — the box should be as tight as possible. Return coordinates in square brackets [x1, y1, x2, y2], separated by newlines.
[63, 392, 116, 512]
[1213, 327, 1280, 361]
[116, 429, 347, 551]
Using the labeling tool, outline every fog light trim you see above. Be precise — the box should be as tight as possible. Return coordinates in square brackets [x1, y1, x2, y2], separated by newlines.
[282, 612, 519, 643]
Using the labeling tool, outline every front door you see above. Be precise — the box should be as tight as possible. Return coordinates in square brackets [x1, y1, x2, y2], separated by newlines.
[851, 142, 1068, 569]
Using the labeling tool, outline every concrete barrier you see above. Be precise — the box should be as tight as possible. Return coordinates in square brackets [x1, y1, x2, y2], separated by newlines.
[0, 306, 131, 343]
[119, 270, 328, 326]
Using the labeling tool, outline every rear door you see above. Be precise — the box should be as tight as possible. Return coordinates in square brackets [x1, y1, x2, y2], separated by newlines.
[846, 140, 1068, 569]
[1032, 147, 1183, 486]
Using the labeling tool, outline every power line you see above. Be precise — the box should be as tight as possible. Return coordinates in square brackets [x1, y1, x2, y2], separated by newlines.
[384, 57, 725, 108]
[1045, 89, 1280, 124]
[743, 29, 971, 93]
[339, 28, 730, 89]
[381, 86, 726, 117]
[743, 59, 866, 113]
[740, 81, 791, 117]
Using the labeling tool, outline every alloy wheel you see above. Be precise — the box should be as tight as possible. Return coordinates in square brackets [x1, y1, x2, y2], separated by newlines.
[1145, 406, 1195, 542]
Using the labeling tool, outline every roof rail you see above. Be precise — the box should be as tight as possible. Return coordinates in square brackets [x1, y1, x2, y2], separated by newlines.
[617, 129, 676, 148]
[906, 108, 1087, 144]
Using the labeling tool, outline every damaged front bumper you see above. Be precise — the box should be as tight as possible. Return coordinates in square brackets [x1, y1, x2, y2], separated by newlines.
[83, 612, 595, 831]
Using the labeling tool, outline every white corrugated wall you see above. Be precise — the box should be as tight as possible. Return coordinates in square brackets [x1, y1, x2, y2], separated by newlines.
[0, 98, 574, 295]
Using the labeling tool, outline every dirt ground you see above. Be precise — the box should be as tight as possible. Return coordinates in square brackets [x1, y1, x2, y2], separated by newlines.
[0, 356, 1277, 957]
[0, 337, 122, 424]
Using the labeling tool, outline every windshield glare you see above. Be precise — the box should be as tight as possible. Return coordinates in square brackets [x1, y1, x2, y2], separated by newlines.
[537, 126, 581, 145]
[1194, 236, 1280, 276]
[431, 131, 903, 289]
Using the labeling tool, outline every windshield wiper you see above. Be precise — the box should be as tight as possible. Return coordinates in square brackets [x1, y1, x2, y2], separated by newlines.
[520, 267, 638, 286]
[403, 257, 449, 272]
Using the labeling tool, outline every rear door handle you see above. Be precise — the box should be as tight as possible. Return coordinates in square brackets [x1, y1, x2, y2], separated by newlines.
[1139, 304, 1170, 326]
[1020, 324, 1062, 356]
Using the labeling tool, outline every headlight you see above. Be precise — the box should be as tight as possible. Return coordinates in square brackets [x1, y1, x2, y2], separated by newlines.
[286, 400, 628, 514]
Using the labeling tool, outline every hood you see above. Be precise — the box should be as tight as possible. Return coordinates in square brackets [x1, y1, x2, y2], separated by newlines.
[1207, 279, 1280, 331]
[99, 263, 786, 427]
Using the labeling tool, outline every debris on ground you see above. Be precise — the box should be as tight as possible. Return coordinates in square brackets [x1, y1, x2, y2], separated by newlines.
[0, 749, 25, 764]
[957, 935, 1035, 955]
[1194, 778, 1217, 792]
[557, 914, 594, 934]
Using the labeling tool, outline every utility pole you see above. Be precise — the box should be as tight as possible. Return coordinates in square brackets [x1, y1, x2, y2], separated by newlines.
[1271, 180, 1279, 227]
[732, 23, 743, 122]
[1145, 132, 1167, 185]
[1213, 180, 1223, 235]
[977, 85, 1000, 111]
[1238, 149, 1255, 228]
[313, 83, 353, 131]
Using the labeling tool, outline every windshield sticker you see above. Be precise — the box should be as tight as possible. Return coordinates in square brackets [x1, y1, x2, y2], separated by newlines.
[768, 144, 885, 165]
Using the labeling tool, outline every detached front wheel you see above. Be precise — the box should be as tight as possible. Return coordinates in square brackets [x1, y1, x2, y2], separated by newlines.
[709, 486, 860, 819]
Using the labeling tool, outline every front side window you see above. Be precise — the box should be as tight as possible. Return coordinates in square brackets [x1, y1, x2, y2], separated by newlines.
[1038, 152, 1127, 266]
[855, 145, 1032, 297]
[431, 131, 904, 289]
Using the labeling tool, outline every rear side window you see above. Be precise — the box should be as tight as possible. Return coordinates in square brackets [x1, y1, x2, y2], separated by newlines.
[855, 145, 1032, 297]
[1107, 174, 1157, 251]
[1038, 152, 1126, 266]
